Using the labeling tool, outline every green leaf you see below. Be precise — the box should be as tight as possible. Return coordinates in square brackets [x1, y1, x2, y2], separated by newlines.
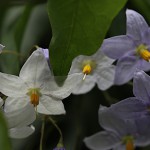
[0, 111, 11, 150]
[48, 0, 127, 76]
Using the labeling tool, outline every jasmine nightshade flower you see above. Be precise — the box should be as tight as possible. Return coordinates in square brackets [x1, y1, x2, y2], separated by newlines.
[0, 48, 82, 115]
[69, 51, 115, 94]
[84, 106, 150, 150]
[101, 9, 150, 85]
[109, 70, 150, 119]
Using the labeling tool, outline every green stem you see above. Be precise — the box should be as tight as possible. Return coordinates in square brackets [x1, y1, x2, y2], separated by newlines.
[40, 117, 46, 150]
[48, 116, 64, 147]
[1, 50, 23, 57]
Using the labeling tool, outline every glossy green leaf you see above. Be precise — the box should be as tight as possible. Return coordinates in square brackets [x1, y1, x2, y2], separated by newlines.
[48, 0, 127, 76]
[0, 111, 11, 150]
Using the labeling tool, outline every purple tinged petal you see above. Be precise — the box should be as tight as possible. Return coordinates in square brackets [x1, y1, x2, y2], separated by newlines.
[137, 59, 150, 71]
[98, 106, 137, 137]
[110, 97, 147, 119]
[114, 53, 138, 85]
[40, 48, 49, 61]
[84, 131, 120, 150]
[101, 35, 135, 59]
[135, 116, 150, 146]
[133, 70, 150, 104]
[126, 9, 149, 41]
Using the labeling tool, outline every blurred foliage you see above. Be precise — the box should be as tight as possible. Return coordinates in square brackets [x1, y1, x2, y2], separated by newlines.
[1, 0, 150, 150]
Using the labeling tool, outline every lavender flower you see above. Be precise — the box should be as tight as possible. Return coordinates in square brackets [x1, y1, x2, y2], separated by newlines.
[84, 106, 150, 150]
[101, 9, 150, 85]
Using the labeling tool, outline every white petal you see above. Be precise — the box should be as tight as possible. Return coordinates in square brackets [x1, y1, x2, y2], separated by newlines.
[0, 72, 27, 97]
[0, 44, 5, 53]
[19, 48, 52, 87]
[37, 95, 66, 115]
[96, 65, 115, 90]
[69, 55, 93, 74]
[49, 73, 83, 99]
[9, 125, 35, 139]
[92, 50, 115, 65]
[0, 97, 4, 107]
[5, 97, 35, 128]
[72, 75, 96, 94]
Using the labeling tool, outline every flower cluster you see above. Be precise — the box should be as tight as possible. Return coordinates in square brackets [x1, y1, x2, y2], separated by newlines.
[1, 8, 150, 150]
[84, 9, 150, 150]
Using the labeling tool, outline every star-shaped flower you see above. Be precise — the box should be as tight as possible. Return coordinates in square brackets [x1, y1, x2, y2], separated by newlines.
[0, 48, 82, 115]
[69, 51, 115, 94]
[101, 9, 150, 85]
[0, 44, 4, 53]
[84, 106, 150, 150]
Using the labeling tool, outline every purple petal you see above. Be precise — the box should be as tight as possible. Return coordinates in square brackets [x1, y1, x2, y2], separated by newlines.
[141, 27, 150, 45]
[98, 106, 137, 137]
[84, 131, 120, 150]
[114, 53, 138, 85]
[133, 70, 150, 104]
[110, 97, 147, 119]
[135, 116, 150, 146]
[126, 9, 149, 41]
[101, 35, 135, 59]
[137, 59, 150, 71]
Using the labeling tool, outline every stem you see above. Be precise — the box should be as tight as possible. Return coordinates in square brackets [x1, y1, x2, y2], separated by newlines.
[48, 116, 64, 147]
[40, 117, 46, 150]
[1, 50, 23, 57]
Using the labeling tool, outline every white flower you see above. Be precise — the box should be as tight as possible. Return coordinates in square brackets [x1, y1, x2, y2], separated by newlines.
[0, 48, 82, 115]
[69, 51, 115, 94]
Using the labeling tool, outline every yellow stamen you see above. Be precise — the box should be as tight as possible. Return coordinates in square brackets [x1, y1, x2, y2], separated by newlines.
[27, 88, 41, 107]
[82, 64, 92, 74]
[139, 49, 150, 62]
[82, 64, 92, 80]
[126, 139, 134, 150]
[136, 44, 150, 62]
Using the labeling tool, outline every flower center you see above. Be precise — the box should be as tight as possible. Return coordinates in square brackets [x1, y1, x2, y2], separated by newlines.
[82, 60, 96, 80]
[27, 88, 41, 107]
[123, 135, 134, 150]
[136, 44, 150, 62]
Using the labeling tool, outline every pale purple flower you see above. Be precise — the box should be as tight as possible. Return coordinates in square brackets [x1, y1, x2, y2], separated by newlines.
[101, 9, 150, 85]
[84, 106, 150, 150]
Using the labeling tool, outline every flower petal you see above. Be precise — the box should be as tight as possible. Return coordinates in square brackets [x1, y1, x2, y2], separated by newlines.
[101, 35, 135, 59]
[72, 75, 96, 95]
[84, 131, 120, 150]
[0, 44, 5, 53]
[133, 70, 150, 104]
[99, 105, 137, 137]
[110, 97, 147, 119]
[5, 97, 35, 128]
[49, 73, 83, 99]
[114, 53, 138, 85]
[0, 97, 3, 107]
[19, 48, 52, 87]
[138, 59, 150, 71]
[9, 125, 35, 139]
[126, 9, 149, 41]
[0, 72, 28, 97]
[95, 65, 115, 90]
[37, 95, 65, 115]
